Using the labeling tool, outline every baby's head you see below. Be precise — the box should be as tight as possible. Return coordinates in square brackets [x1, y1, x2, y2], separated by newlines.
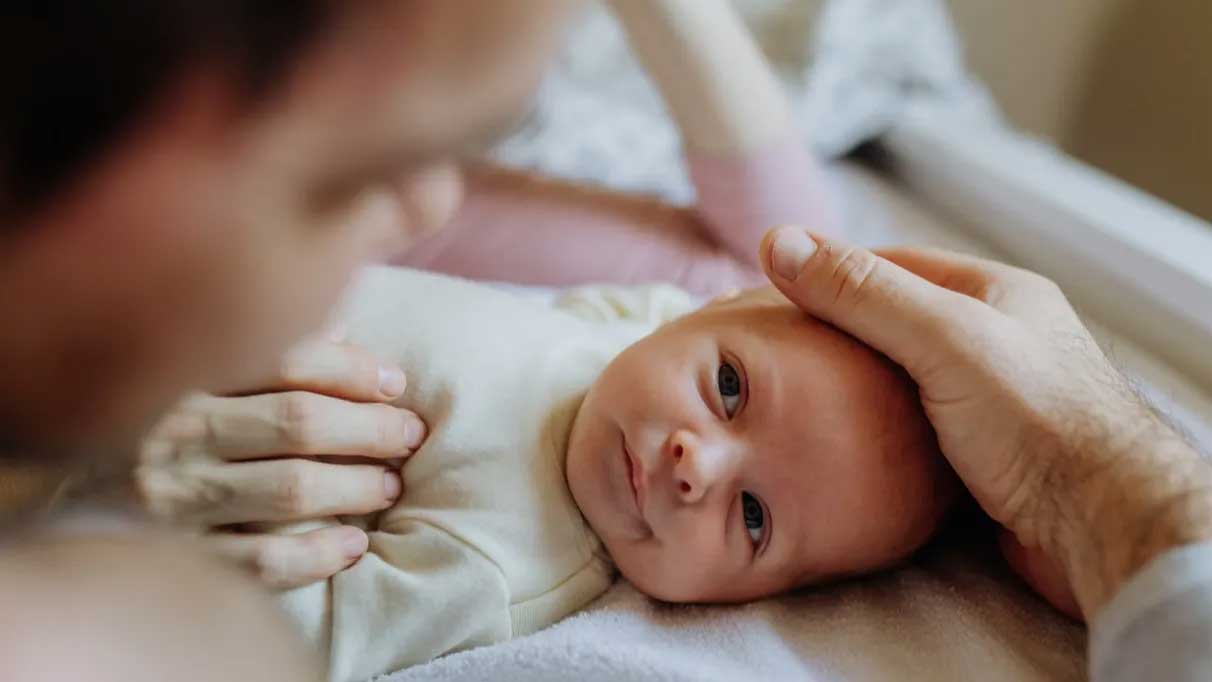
[566, 287, 957, 603]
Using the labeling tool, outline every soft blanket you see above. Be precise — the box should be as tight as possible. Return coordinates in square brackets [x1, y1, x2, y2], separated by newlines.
[387, 542, 1084, 682]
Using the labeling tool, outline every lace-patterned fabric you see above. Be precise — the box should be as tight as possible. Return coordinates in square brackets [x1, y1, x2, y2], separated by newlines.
[491, 0, 997, 204]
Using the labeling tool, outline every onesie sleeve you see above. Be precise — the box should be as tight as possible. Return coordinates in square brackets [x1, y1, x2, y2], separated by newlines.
[278, 520, 512, 682]
[686, 135, 837, 270]
[1090, 542, 1212, 681]
[394, 166, 767, 299]
[554, 283, 698, 326]
[394, 141, 833, 300]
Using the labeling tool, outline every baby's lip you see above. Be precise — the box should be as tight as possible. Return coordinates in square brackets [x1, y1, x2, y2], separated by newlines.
[622, 436, 647, 524]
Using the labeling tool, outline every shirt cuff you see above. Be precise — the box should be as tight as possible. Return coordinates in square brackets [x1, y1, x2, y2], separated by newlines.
[1090, 542, 1212, 676]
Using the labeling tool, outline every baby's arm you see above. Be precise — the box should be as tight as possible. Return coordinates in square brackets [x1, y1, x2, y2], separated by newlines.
[609, 0, 836, 264]
[609, 0, 791, 157]
[399, 166, 765, 298]
[398, 1, 831, 296]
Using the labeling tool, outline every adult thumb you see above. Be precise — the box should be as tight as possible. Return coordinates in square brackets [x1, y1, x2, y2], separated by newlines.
[760, 226, 966, 374]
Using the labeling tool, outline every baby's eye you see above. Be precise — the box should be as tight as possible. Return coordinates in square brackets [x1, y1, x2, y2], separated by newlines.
[741, 491, 766, 546]
[717, 361, 743, 418]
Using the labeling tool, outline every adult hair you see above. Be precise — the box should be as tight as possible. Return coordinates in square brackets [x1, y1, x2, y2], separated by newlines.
[1, 1, 330, 218]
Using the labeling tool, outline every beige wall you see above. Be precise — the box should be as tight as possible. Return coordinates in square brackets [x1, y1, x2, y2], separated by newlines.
[948, 0, 1212, 222]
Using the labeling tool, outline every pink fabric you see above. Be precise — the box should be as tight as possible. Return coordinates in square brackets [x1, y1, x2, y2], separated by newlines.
[687, 137, 835, 267]
[397, 137, 830, 299]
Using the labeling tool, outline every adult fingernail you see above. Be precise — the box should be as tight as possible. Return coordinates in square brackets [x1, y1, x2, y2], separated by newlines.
[342, 528, 369, 559]
[771, 227, 818, 281]
[383, 471, 402, 501]
[403, 414, 427, 449]
[378, 366, 406, 397]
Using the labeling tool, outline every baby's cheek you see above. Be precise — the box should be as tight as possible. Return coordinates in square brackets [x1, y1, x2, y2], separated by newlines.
[621, 537, 742, 603]
[609, 539, 683, 601]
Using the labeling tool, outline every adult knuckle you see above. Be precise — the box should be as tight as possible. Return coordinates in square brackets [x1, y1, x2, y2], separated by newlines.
[1035, 271, 1060, 290]
[133, 466, 173, 517]
[349, 349, 382, 391]
[252, 538, 295, 587]
[829, 247, 883, 308]
[919, 301, 964, 341]
[999, 264, 1057, 295]
[1010, 271, 1070, 319]
[302, 532, 342, 568]
[274, 461, 318, 517]
[259, 535, 335, 587]
[137, 436, 174, 466]
[1019, 268, 1059, 294]
[929, 298, 1001, 354]
[135, 462, 231, 523]
[278, 353, 310, 386]
[374, 405, 407, 454]
[277, 392, 325, 453]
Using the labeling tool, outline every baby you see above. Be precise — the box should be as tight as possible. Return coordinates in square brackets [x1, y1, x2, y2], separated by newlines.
[568, 285, 956, 603]
[278, 266, 957, 681]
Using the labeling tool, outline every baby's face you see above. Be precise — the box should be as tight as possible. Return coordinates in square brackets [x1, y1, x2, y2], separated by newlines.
[566, 289, 955, 603]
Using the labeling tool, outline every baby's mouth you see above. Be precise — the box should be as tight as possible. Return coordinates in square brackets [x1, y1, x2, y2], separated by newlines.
[622, 436, 647, 523]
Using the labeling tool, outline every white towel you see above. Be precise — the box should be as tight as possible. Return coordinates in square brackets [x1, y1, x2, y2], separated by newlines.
[386, 542, 1084, 682]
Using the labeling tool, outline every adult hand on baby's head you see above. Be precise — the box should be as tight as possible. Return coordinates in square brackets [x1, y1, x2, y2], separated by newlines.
[760, 226, 1212, 622]
[136, 334, 426, 588]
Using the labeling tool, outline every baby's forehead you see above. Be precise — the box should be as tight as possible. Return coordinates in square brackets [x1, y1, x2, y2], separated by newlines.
[650, 286, 873, 375]
[690, 291, 894, 399]
[707, 286, 788, 310]
[690, 287, 815, 335]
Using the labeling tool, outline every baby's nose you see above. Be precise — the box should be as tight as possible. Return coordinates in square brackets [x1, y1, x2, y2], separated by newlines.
[668, 429, 726, 505]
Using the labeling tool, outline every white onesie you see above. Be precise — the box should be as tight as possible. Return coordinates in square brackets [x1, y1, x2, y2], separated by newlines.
[277, 267, 694, 682]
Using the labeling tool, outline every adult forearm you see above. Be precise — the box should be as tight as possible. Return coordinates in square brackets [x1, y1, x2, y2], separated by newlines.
[608, 0, 794, 156]
[1042, 400, 1212, 618]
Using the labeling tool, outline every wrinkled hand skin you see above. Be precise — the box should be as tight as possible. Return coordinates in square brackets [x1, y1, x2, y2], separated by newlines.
[1045, 399, 1212, 617]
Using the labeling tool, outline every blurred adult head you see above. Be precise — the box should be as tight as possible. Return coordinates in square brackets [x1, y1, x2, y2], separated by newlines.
[0, 1, 572, 454]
